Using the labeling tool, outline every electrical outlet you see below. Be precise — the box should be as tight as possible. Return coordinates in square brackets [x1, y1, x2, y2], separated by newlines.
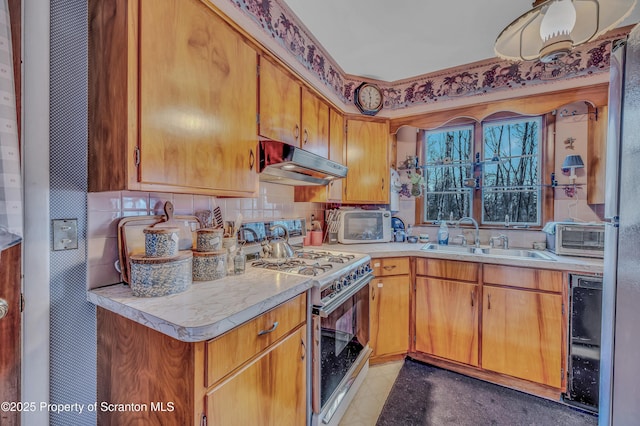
[52, 219, 78, 251]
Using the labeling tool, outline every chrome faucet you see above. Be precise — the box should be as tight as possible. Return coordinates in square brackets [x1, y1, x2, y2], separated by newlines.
[456, 217, 480, 247]
[490, 234, 509, 249]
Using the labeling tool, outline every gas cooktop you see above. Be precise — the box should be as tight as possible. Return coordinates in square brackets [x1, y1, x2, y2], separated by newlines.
[249, 248, 371, 296]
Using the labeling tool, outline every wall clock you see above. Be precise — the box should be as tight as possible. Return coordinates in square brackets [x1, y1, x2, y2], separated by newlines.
[354, 82, 383, 116]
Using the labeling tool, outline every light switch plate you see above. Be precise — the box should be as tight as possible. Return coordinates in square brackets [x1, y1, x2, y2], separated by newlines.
[52, 219, 78, 251]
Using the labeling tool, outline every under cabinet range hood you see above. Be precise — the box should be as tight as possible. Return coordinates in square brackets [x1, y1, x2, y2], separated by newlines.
[258, 140, 347, 186]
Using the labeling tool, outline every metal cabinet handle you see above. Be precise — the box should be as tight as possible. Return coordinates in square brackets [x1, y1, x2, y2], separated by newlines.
[381, 177, 385, 190]
[382, 265, 396, 271]
[249, 149, 255, 170]
[303, 129, 309, 144]
[371, 288, 375, 301]
[487, 293, 491, 310]
[258, 321, 279, 336]
[294, 124, 300, 140]
[470, 290, 474, 307]
[0, 298, 7, 319]
[301, 338, 306, 361]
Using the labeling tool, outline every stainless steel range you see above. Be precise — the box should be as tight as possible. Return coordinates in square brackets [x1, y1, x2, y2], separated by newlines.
[250, 248, 373, 425]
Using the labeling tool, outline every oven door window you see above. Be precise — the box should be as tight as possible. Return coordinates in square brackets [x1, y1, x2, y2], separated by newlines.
[320, 284, 369, 407]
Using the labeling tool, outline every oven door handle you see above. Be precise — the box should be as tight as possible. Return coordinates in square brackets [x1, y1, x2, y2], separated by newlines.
[315, 273, 373, 318]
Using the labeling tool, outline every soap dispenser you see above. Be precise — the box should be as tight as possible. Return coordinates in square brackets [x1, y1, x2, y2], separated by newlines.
[437, 217, 449, 245]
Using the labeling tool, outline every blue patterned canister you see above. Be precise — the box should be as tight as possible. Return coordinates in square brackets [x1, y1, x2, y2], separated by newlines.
[143, 226, 180, 257]
[129, 251, 192, 297]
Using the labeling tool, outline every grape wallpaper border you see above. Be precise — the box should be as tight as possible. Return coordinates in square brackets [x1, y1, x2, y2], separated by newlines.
[225, 0, 627, 110]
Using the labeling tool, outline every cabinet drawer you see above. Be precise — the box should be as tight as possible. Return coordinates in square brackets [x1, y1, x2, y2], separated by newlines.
[415, 258, 478, 282]
[206, 293, 306, 387]
[372, 257, 410, 276]
[483, 264, 563, 293]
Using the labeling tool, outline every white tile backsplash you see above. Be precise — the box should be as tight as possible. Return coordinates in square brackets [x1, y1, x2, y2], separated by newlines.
[87, 183, 325, 289]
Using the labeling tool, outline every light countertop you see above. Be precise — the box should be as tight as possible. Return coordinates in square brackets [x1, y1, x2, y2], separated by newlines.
[318, 242, 604, 274]
[88, 267, 313, 343]
[88, 242, 602, 343]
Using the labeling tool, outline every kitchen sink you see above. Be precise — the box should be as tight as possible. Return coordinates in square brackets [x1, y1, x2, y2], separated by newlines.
[420, 243, 555, 261]
[420, 244, 486, 254]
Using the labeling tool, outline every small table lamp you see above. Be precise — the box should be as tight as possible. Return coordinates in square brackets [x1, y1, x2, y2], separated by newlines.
[562, 154, 584, 184]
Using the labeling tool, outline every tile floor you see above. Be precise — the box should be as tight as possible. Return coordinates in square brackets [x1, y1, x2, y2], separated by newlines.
[339, 360, 404, 426]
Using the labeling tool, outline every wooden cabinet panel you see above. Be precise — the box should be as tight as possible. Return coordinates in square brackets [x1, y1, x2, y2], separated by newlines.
[293, 101, 335, 203]
[139, 0, 258, 194]
[258, 57, 301, 146]
[301, 87, 329, 157]
[372, 257, 410, 276]
[370, 276, 410, 359]
[89, 0, 259, 196]
[207, 326, 307, 426]
[483, 264, 563, 293]
[482, 286, 563, 388]
[415, 277, 479, 366]
[344, 119, 390, 204]
[587, 104, 607, 204]
[97, 292, 308, 425]
[327, 108, 345, 201]
[415, 258, 478, 282]
[206, 293, 306, 386]
[97, 307, 203, 425]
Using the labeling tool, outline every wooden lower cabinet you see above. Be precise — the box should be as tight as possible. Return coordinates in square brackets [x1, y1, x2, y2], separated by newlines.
[415, 277, 479, 366]
[370, 275, 410, 360]
[206, 326, 306, 426]
[482, 285, 563, 388]
[97, 293, 307, 426]
[411, 259, 566, 396]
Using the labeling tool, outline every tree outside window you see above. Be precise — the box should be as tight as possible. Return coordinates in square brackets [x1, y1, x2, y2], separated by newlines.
[482, 117, 542, 225]
[420, 116, 543, 226]
[421, 126, 473, 222]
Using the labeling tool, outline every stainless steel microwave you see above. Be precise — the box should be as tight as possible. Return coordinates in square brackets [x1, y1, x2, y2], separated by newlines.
[337, 209, 392, 244]
[546, 223, 605, 258]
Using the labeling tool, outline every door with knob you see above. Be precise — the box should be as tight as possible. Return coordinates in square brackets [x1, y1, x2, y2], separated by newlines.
[0, 243, 22, 426]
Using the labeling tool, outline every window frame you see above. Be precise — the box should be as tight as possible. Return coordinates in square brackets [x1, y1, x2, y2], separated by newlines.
[420, 124, 475, 222]
[480, 115, 543, 227]
[415, 113, 554, 229]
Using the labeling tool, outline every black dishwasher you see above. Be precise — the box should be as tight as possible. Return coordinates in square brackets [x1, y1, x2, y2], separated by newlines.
[563, 274, 603, 413]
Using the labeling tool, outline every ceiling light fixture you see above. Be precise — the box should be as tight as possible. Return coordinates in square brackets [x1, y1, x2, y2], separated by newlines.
[495, 0, 637, 63]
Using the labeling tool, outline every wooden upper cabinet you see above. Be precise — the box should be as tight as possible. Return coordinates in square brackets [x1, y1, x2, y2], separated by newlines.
[344, 119, 390, 204]
[88, 0, 259, 196]
[327, 108, 345, 202]
[301, 87, 329, 157]
[258, 57, 302, 146]
[293, 107, 343, 202]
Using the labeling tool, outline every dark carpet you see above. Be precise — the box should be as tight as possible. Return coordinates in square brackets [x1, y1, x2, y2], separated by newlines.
[376, 359, 597, 426]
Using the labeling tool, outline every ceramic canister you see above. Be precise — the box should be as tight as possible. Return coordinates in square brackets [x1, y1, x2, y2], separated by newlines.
[129, 251, 192, 297]
[143, 226, 180, 258]
[192, 250, 227, 281]
[196, 228, 224, 252]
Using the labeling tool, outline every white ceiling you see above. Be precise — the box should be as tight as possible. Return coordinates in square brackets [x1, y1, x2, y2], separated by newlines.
[283, 0, 640, 82]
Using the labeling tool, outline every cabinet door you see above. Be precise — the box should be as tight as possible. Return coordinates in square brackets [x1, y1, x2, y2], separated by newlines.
[327, 108, 344, 201]
[139, 0, 258, 194]
[207, 326, 306, 425]
[345, 119, 390, 203]
[301, 88, 329, 157]
[259, 57, 301, 146]
[370, 276, 410, 359]
[415, 277, 479, 366]
[482, 286, 563, 388]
